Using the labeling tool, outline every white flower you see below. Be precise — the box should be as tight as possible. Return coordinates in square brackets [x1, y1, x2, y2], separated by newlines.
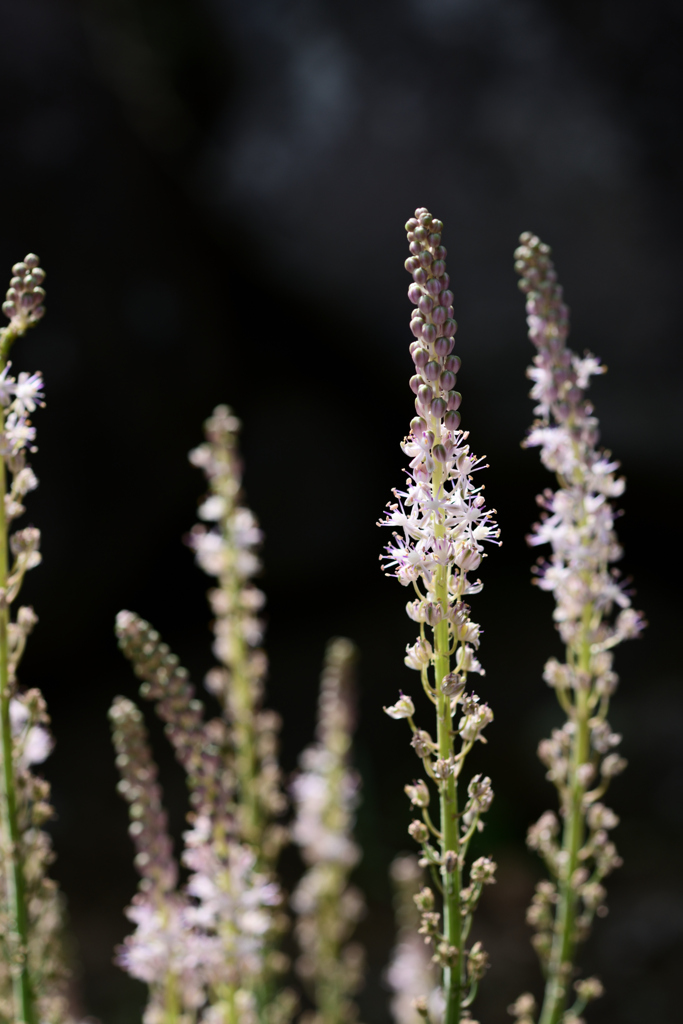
[384, 693, 416, 720]
[404, 639, 432, 671]
[2, 411, 36, 454]
[198, 495, 226, 521]
[13, 371, 44, 414]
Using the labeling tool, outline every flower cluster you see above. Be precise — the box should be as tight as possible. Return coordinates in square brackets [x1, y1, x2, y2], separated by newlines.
[290, 638, 365, 1024]
[380, 210, 499, 1024]
[513, 233, 643, 1024]
[1, 255, 46, 348]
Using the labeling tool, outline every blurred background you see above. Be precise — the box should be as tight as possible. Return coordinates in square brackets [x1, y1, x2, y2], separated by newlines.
[0, 0, 680, 1021]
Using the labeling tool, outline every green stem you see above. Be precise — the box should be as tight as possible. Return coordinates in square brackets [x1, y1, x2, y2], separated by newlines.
[432, 461, 462, 1024]
[0, 358, 34, 1024]
[219, 560, 260, 849]
[539, 607, 592, 1024]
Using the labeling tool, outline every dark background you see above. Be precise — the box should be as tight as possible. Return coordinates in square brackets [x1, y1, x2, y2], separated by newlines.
[0, 1, 680, 1021]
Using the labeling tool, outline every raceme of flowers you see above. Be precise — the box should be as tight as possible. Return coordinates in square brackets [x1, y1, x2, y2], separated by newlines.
[380, 209, 500, 1024]
[0, 255, 74, 1024]
[511, 233, 644, 1024]
[290, 637, 365, 1024]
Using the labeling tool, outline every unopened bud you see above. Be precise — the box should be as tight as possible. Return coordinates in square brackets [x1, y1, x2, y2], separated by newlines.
[455, 546, 481, 572]
[411, 730, 433, 758]
[434, 334, 454, 357]
[441, 672, 465, 697]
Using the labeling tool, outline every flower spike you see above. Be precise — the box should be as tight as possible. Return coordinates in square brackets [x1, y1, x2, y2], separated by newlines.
[379, 210, 499, 1024]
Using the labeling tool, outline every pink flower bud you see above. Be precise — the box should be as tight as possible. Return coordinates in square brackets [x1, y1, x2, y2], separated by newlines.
[435, 335, 454, 357]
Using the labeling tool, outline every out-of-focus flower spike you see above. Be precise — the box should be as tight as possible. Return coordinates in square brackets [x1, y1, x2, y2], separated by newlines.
[386, 855, 440, 1024]
[188, 405, 286, 861]
[115, 610, 231, 824]
[514, 233, 644, 1024]
[291, 638, 365, 1024]
[109, 696, 178, 896]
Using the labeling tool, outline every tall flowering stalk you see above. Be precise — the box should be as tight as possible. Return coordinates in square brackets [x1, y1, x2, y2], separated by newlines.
[0, 256, 71, 1024]
[187, 405, 290, 1017]
[380, 209, 500, 1024]
[108, 696, 201, 1024]
[290, 638, 365, 1024]
[513, 234, 644, 1024]
[113, 406, 292, 1024]
[187, 404, 286, 865]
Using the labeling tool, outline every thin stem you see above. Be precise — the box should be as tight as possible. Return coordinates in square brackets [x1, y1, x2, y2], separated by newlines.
[0, 366, 34, 1024]
[219, 557, 260, 849]
[432, 462, 462, 1024]
[539, 605, 593, 1024]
